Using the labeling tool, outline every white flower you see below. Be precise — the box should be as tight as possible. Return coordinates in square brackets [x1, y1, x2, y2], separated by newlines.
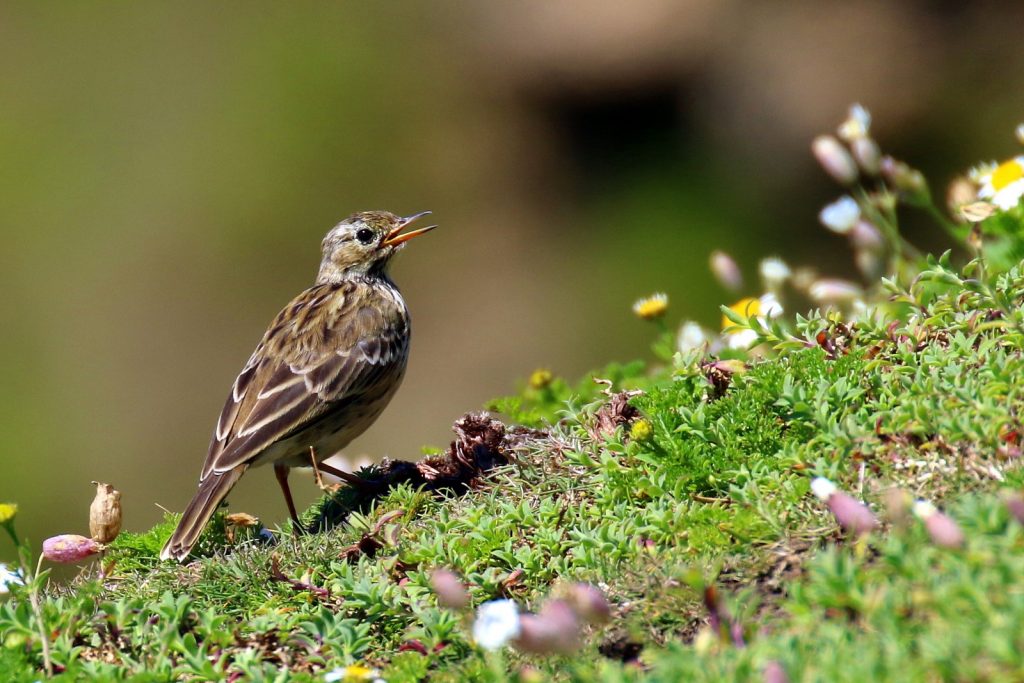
[810, 477, 837, 501]
[721, 294, 782, 350]
[472, 599, 521, 651]
[819, 196, 860, 234]
[812, 136, 858, 184]
[1016, 123, 1024, 146]
[0, 563, 23, 595]
[976, 156, 1024, 210]
[759, 257, 791, 290]
[758, 292, 783, 319]
[838, 103, 872, 142]
[677, 321, 707, 353]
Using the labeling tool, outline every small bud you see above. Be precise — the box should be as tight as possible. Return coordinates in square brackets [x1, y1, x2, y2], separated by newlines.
[632, 293, 668, 321]
[514, 599, 581, 655]
[528, 369, 553, 390]
[912, 501, 964, 549]
[43, 534, 101, 564]
[709, 250, 743, 291]
[1016, 123, 1024, 146]
[851, 137, 882, 175]
[809, 279, 863, 305]
[854, 250, 883, 280]
[819, 196, 861, 234]
[881, 156, 929, 200]
[563, 583, 611, 625]
[759, 257, 792, 291]
[812, 135, 858, 185]
[629, 419, 653, 442]
[431, 569, 470, 610]
[763, 661, 789, 683]
[946, 176, 977, 217]
[89, 481, 122, 544]
[849, 220, 884, 252]
[0, 503, 17, 526]
[1004, 492, 1024, 526]
[837, 103, 872, 142]
[811, 477, 877, 535]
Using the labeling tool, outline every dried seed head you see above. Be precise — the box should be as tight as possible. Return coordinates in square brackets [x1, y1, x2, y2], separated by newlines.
[89, 481, 122, 544]
[43, 534, 101, 563]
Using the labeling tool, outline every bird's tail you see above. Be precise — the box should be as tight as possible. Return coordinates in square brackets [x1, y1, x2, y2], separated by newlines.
[160, 467, 246, 562]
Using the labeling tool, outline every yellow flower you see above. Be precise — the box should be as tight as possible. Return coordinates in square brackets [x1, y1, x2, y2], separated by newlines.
[976, 156, 1024, 210]
[722, 294, 782, 350]
[632, 293, 669, 321]
[629, 419, 653, 441]
[528, 368, 553, 390]
[323, 664, 384, 682]
[0, 504, 17, 525]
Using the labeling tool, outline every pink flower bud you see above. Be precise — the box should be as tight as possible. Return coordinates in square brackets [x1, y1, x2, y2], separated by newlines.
[1005, 492, 1024, 526]
[811, 477, 877, 535]
[913, 501, 964, 549]
[564, 583, 611, 625]
[849, 220, 884, 252]
[812, 135, 858, 185]
[43, 534, 101, 563]
[808, 279, 863, 305]
[430, 569, 470, 610]
[710, 250, 743, 291]
[851, 137, 881, 175]
[514, 599, 581, 655]
[763, 660, 789, 683]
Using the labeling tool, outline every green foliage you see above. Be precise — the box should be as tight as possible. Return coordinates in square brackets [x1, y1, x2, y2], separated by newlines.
[3, 253, 1024, 680]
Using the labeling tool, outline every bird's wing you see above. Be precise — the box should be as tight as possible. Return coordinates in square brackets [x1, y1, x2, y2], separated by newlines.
[198, 280, 408, 480]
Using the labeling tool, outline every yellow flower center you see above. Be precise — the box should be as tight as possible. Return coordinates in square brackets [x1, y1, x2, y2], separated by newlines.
[991, 158, 1024, 191]
[633, 294, 669, 320]
[722, 297, 760, 332]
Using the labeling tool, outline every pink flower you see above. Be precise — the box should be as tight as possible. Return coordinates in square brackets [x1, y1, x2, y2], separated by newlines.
[42, 534, 101, 563]
[430, 569, 470, 610]
[514, 599, 581, 655]
[564, 583, 611, 625]
[1005, 492, 1024, 526]
[811, 478, 877, 535]
[913, 501, 964, 549]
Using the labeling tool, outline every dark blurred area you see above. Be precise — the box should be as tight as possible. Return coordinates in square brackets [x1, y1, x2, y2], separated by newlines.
[2, 1, 1023, 557]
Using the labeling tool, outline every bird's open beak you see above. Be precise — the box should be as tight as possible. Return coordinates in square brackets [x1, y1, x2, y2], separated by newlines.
[382, 211, 437, 247]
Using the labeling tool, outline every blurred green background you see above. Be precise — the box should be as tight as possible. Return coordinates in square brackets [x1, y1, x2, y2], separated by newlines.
[2, 2, 1023, 558]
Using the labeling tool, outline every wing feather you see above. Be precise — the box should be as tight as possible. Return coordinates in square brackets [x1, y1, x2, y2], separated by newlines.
[198, 280, 408, 481]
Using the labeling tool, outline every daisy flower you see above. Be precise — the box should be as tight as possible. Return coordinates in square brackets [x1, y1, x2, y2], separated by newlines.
[976, 156, 1024, 210]
[632, 293, 669, 321]
[323, 665, 384, 683]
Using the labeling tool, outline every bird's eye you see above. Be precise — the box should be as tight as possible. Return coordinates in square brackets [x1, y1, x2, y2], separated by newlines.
[356, 228, 375, 245]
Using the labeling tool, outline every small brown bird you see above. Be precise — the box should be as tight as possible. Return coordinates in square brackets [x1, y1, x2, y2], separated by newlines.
[160, 210, 436, 561]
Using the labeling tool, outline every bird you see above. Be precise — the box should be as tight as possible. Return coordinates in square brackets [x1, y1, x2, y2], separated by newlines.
[160, 210, 436, 561]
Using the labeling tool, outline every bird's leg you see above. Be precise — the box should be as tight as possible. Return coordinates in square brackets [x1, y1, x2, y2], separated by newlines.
[274, 464, 303, 531]
[309, 447, 328, 490]
[314, 460, 372, 489]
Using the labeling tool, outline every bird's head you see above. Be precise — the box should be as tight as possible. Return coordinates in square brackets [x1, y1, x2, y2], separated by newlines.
[317, 210, 436, 282]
